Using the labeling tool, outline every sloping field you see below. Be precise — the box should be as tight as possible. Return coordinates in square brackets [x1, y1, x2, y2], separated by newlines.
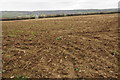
[2, 14, 119, 78]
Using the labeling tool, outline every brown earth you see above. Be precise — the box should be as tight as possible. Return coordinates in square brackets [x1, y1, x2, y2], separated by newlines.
[2, 14, 119, 78]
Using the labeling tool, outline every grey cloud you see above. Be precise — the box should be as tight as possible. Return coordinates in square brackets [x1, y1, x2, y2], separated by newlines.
[0, 0, 119, 11]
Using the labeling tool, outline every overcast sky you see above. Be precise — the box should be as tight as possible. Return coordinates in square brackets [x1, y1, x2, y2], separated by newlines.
[0, 0, 119, 11]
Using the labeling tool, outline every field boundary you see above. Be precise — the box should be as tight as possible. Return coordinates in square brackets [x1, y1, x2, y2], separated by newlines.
[0, 12, 119, 21]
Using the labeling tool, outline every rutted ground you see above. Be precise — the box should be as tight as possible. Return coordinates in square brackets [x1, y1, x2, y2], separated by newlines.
[2, 14, 119, 78]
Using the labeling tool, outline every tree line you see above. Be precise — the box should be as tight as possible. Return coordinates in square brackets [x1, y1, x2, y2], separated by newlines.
[0, 11, 119, 21]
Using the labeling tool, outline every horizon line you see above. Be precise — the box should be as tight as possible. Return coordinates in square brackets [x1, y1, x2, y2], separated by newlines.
[0, 8, 118, 12]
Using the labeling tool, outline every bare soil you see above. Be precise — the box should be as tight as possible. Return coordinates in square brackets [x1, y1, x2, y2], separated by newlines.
[2, 14, 119, 78]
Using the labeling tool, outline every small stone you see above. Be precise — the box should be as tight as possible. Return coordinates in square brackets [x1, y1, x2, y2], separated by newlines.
[10, 76, 15, 78]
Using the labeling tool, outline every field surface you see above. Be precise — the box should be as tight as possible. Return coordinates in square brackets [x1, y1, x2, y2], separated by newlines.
[2, 14, 119, 78]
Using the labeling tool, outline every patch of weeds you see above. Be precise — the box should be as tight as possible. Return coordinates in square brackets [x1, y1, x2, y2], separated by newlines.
[20, 46, 29, 49]
[0, 70, 6, 73]
[5, 54, 13, 58]
[111, 50, 120, 56]
[0, 50, 3, 54]
[74, 68, 80, 71]
[11, 75, 27, 80]
[8, 34, 17, 37]
[2, 70, 6, 73]
[15, 30, 24, 33]
[31, 32, 37, 36]
[56, 36, 62, 40]
[8, 30, 24, 37]
[28, 37, 32, 41]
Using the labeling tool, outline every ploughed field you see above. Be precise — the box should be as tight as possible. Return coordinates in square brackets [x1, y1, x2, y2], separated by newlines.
[2, 14, 119, 78]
